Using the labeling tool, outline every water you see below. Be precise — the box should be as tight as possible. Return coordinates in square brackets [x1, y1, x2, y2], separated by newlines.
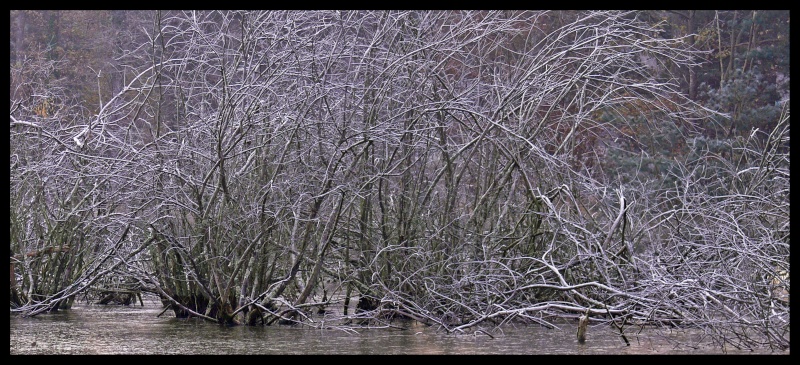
[9, 302, 787, 355]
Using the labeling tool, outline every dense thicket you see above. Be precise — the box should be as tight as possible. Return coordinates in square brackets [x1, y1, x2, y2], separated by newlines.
[10, 10, 789, 351]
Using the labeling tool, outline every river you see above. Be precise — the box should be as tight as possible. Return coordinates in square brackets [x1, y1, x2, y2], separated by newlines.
[9, 301, 787, 355]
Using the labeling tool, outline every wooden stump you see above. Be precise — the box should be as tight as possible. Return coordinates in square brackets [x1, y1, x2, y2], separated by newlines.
[577, 308, 590, 344]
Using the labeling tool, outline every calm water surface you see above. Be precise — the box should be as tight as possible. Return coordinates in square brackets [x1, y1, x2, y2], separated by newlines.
[9, 302, 787, 355]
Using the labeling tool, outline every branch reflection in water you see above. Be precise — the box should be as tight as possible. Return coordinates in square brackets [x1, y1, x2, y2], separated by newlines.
[9, 303, 785, 355]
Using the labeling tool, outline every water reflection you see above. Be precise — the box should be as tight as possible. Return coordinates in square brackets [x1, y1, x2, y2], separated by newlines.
[10, 303, 786, 355]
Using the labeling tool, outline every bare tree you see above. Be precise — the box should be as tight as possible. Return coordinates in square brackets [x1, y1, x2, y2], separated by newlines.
[10, 10, 788, 351]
